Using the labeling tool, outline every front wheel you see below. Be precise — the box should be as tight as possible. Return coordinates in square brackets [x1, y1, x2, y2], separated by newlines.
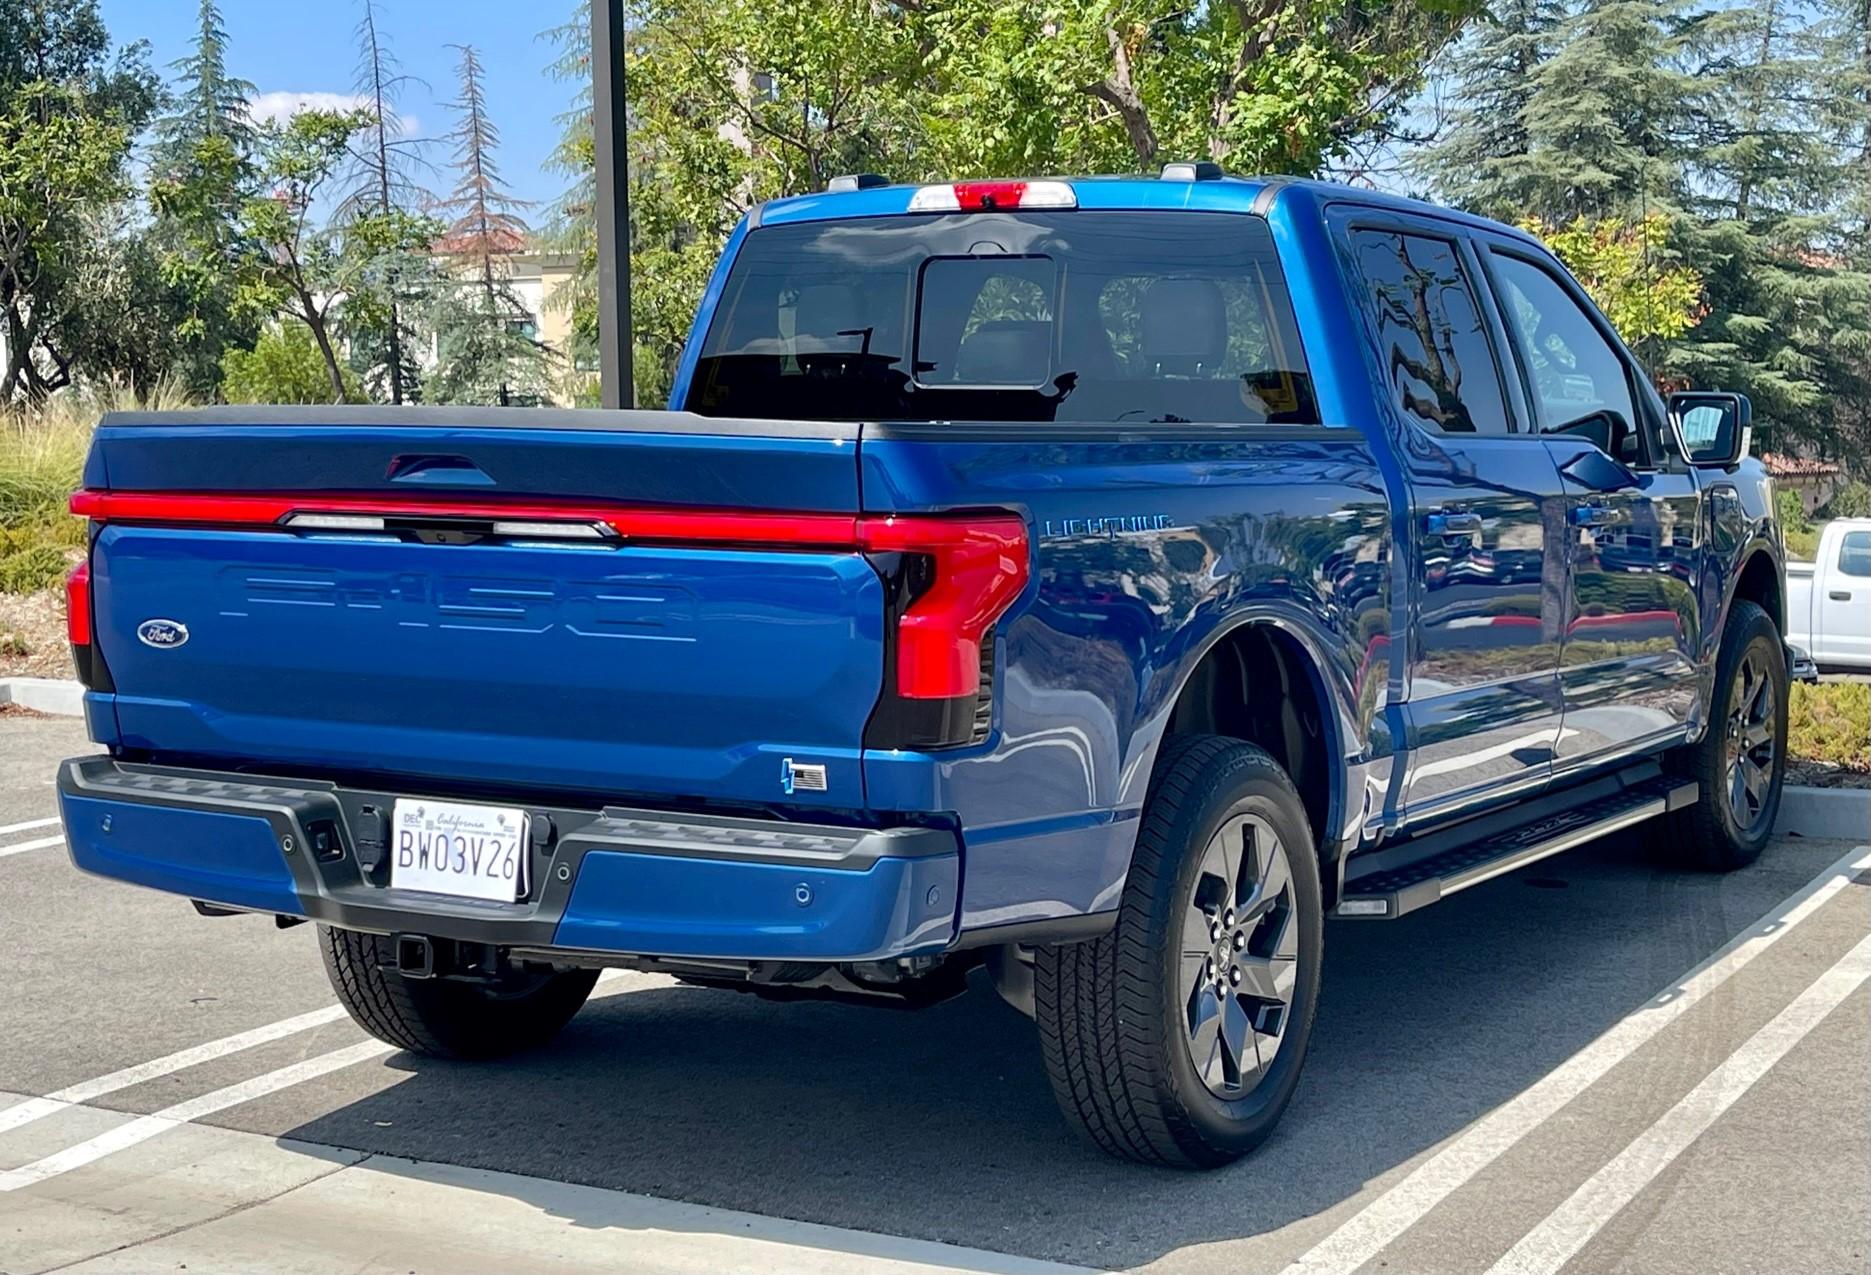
[1034, 736, 1323, 1168]
[1664, 599, 1788, 870]
[320, 927, 599, 1059]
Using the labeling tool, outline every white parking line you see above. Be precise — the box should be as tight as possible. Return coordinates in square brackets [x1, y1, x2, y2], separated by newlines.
[0, 1040, 395, 1192]
[1488, 929, 1871, 1275]
[0, 968, 669, 1192]
[1280, 842, 1871, 1275]
[0, 1006, 348, 1137]
[0, 815, 59, 837]
[0, 833, 63, 859]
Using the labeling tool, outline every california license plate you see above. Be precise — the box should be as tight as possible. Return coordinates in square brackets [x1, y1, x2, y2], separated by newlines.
[390, 798, 527, 903]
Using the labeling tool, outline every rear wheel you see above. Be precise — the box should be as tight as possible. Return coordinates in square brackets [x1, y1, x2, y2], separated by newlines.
[1664, 599, 1787, 870]
[319, 927, 598, 1059]
[1034, 735, 1323, 1168]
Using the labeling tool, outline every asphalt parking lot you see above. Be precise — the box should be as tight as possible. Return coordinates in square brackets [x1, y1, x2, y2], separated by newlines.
[2, 709, 1867, 1275]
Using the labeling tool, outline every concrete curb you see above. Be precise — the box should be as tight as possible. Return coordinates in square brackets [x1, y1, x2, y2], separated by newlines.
[0, 677, 85, 717]
[1778, 785, 1871, 841]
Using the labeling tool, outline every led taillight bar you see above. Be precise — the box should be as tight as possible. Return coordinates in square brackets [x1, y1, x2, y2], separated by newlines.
[70, 491, 1029, 700]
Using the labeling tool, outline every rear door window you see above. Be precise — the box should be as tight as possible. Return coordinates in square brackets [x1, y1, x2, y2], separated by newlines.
[1347, 229, 1510, 437]
[690, 211, 1318, 425]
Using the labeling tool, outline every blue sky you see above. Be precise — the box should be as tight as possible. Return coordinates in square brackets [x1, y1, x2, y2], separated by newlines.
[98, 0, 579, 208]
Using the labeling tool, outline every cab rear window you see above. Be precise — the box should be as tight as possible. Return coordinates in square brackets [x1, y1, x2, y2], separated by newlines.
[688, 211, 1318, 425]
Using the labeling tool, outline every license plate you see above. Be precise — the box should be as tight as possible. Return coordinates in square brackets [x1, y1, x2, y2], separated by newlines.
[390, 798, 527, 903]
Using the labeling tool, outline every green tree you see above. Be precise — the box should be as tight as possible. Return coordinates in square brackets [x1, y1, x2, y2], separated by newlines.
[427, 44, 551, 405]
[240, 109, 408, 403]
[148, 0, 259, 398]
[337, 0, 434, 403]
[221, 322, 361, 403]
[546, 0, 1480, 403]
[1416, 0, 1566, 216]
[1523, 214, 1702, 343]
[0, 1, 157, 401]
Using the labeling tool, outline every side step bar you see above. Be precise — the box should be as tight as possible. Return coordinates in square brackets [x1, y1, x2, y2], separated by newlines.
[1336, 774, 1699, 920]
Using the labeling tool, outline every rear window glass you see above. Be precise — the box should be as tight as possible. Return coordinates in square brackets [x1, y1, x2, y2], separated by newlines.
[688, 211, 1318, 424]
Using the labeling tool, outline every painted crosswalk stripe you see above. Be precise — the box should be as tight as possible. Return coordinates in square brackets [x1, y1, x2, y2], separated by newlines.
[1488, 929, 1871, 1275]
[0, 1005, 349, 1137]
[0, 816, 59, 837]
[0, 1040, 394, 1192]
[0, 834, 64, 859]
[1280, 842, 1871, 1275]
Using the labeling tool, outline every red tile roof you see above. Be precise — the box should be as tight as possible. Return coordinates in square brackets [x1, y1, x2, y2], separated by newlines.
[1763, 452, 1842, 477]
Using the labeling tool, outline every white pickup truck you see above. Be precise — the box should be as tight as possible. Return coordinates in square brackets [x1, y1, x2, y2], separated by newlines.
[1787, 517, 1871, 670]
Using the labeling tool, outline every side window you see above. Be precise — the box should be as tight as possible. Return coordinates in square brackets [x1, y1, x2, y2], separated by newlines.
[1488, 254, 1638, 436]
[1839, 530, 1871, 579]
[1349, 230, 1510, 436]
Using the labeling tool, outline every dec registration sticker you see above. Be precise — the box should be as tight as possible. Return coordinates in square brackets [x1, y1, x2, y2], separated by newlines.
[391, 798, 528, 903]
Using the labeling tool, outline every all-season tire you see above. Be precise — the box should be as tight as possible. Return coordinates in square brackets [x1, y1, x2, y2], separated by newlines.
[1033, 735, 1323, 1168]
[1664, 599, 1788, 871]
[319, 927, 599, 1059]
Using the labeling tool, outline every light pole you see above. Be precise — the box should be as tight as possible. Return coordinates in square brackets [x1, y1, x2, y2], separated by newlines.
[592, 0, 634, 408]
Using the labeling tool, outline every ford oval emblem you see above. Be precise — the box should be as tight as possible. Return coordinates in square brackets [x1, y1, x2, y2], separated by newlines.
[136, 619, 189, 649]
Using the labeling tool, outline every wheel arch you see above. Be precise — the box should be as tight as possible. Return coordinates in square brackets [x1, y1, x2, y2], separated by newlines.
[1731, 544, 1784, 638]
[1150, 614, 1351, 884]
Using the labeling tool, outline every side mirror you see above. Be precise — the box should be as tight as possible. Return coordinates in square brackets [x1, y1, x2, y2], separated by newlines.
[1668, 391, 1752, 467]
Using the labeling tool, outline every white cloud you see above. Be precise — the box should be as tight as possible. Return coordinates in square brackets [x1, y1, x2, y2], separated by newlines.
[245, 90, 421, 137]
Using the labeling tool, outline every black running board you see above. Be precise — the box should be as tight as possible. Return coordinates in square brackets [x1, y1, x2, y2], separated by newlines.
[1335, 775, 1699, 919]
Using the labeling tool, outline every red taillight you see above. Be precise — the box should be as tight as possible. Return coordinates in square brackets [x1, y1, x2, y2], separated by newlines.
[66, 561, 91, 646]
[67, 490, 1031, 702]
[858, 514, 1028, 699]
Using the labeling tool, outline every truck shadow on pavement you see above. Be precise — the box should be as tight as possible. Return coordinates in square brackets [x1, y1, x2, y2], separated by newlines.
[278, 832, 1840, 1270]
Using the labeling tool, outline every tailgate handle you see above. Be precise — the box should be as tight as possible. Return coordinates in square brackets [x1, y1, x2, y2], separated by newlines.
[387, 454, 497, 486]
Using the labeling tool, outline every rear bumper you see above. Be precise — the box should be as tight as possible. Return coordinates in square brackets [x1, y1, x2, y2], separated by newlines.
[56, 756, 959, 962]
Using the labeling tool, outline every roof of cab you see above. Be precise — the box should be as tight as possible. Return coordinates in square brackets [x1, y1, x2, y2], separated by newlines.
[751, 172, 1544, 250]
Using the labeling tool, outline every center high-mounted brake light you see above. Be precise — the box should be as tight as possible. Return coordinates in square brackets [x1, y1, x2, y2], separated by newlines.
[70, 490, 1030, 702]
[907, 180, 1078, 213]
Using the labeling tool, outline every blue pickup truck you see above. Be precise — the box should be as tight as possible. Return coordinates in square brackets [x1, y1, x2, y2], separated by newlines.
[58, 169, 1789, 1168]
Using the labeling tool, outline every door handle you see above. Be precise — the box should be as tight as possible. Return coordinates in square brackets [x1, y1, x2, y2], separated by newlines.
[1426, 511, 1482, 538]
[1569, 504, 1617, 528]
[1830, 591, 1853, 602]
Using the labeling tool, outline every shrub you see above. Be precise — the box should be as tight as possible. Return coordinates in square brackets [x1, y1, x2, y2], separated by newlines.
[0, 383, 192, 594]
[1788, 682, 1871, 772]
[221, 324, 359, 404]
[1819, 480, 1871, 521]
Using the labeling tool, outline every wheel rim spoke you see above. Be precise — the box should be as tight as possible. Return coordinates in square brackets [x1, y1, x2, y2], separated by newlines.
[1180, 812, 1300, 1099]
[1724, 645, 1777, 829]
[1220, 993, 1257, 1089]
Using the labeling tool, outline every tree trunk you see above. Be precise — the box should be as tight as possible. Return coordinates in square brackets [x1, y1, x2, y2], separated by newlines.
[300, 301, 348, 403]
[1087, 22, 1157, 168]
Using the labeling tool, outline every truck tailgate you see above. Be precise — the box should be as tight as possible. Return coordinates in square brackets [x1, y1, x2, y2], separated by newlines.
[79, 408, 882, 808]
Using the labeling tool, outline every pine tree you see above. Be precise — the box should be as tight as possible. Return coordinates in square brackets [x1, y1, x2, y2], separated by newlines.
[1663, 0, 1869, 457]
[337, 0, 434, 404]
[1417, 0, 1567, 217]
[151, 0, 254, 166]
[426, 44, 551, 406]
[148, 0, 259, 398]
[1515, 0, 1702, 223]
